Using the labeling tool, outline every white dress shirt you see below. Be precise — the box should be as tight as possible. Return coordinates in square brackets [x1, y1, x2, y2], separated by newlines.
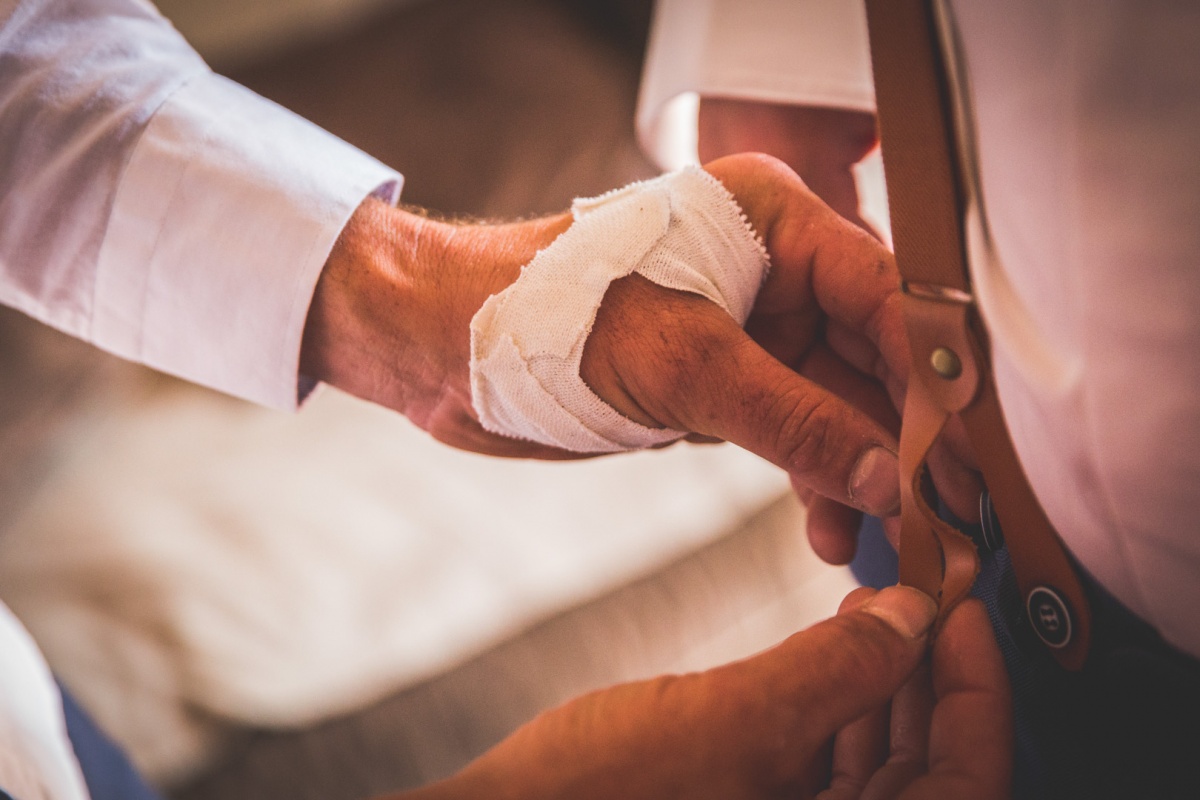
[0, 0, 402, 412]
[639, 0, 1200, 661]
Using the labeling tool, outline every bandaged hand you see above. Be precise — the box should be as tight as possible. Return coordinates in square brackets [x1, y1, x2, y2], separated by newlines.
[301, 153, 908, 521]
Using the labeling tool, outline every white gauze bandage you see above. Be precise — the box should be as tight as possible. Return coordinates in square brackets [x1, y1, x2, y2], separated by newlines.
[469, 165, 770, 452]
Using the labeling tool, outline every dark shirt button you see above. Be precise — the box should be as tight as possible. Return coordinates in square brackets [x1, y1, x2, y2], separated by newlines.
[1027, 585, 1074, 649]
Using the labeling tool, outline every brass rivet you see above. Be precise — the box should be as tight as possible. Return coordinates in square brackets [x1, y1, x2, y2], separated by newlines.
[930, 347, 962, 379]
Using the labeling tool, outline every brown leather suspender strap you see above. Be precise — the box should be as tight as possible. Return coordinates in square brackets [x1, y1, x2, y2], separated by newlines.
[864, 0, 1091, 670]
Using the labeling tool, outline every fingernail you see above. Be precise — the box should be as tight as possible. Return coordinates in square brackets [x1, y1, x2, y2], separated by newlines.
[863, 586, 938, 639]
[848, 446, 901, 516]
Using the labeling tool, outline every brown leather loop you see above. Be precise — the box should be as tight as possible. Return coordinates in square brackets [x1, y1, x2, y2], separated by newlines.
[899, 371, 979, 619]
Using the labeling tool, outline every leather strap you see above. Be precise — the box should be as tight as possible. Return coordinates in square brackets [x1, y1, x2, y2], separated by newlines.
[865, 0, 1091, 670]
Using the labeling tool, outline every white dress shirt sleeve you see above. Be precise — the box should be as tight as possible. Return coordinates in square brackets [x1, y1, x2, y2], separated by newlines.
[0, 0, 402, 410]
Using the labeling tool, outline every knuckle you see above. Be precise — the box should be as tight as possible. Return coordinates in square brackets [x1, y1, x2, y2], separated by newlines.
[773, 390, 839, 475]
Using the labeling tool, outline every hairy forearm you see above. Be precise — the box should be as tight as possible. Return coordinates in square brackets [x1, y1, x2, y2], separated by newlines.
[300, 199, 442, 419]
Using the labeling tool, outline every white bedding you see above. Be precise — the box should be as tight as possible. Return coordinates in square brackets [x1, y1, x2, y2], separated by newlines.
[0, 380, 788, 783]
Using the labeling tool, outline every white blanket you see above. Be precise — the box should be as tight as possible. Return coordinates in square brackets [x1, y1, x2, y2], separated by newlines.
[0, 380, 787, 784]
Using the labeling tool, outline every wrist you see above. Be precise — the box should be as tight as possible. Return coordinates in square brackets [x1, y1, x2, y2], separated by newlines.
[300, 198, 436, 417]
[300, 198, 570, 439]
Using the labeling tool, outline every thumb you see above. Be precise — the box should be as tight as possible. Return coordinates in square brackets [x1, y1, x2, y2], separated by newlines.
[682, 329, 901, 517]
[784, 586, 938, 735]
[714, 586, 936, 781]
[734, 585, 940, 748]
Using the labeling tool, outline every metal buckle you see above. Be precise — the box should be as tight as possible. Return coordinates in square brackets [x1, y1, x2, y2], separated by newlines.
[901, 280, 973, 306]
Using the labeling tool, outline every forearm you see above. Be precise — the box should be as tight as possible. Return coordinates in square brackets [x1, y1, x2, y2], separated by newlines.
[300, 199, 571, 448]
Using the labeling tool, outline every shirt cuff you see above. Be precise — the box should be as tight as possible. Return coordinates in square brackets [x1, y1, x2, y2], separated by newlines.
[92, 71, 403, 410]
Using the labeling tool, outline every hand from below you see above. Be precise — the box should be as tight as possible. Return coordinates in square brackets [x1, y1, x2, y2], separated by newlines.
[389, 587, 1011, 800]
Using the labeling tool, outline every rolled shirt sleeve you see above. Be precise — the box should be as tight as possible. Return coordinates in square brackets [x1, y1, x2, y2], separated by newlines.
[0, 0, 402, 410]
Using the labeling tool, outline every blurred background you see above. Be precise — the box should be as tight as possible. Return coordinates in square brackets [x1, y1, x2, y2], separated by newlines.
[0, 1, 857, 798]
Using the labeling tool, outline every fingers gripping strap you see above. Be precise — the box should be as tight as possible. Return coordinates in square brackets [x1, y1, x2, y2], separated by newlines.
[469, 166, 770, 452]
[898, 374, 980, 625]
[899, 295, 982, 627]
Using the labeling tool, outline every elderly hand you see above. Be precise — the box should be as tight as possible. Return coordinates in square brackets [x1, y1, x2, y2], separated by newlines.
[819, 590, 1012, 800]
[389, 586, 1011, 800]
[698, 104, 989, 552]
[696, 100, 895, 560]
[301, 153, 909, 521]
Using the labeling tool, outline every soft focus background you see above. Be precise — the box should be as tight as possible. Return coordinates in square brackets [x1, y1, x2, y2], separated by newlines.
[0, 1, 858, 797]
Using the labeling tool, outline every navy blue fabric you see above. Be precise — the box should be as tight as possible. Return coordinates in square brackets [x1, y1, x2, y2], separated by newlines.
[852, 513, 1200, 800]
[58, 682, 165, 800]
[849, 513, 898, 588]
